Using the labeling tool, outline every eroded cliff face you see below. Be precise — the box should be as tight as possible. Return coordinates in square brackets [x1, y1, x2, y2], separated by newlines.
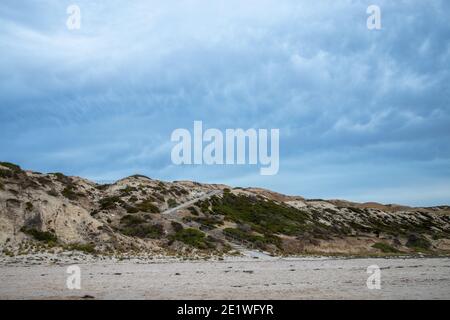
[1, 162, 449, 257]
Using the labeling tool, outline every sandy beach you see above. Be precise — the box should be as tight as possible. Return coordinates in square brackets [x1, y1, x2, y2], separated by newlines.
[1, 255, 449, 300]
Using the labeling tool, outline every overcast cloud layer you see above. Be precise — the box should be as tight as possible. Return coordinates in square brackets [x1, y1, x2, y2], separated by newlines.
[1, 0, 449, 206]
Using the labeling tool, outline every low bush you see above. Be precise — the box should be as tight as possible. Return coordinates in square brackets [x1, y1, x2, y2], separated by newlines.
[119, 214, 162, 238]
[0, 162, 21, 172]
[406, 234, 432, 250]
[372, 242, 399, 253]
[167, 198, 178, 208]
[171, 221, 184, 232]
[99, 196, 122, 210]
[170, 228, 214, 249]
[120, 186, 137, 196]
[66, 243, 96, 254]
[0, 169, 14, 178]
[122, 223, 164, 238]
[25, 202, 33, 211]
[20, 227, 57, 244]
[192, 216, 223, 228]
[136, 198, 160, 213]
[187, 206, 199, 216]
[126, 206, 140, 214]
[51, 172, 72, 185]
[223, 228, 281, 249]
[61, 186, 81, 200]
[211, 193, 310, 236]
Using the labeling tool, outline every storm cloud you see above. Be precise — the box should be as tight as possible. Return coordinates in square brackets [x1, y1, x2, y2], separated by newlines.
[1, 0, 449, 205]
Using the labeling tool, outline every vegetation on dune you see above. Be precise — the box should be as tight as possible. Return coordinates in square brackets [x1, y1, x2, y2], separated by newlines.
[406, 234, 432, 251]
[65, 243, 96, 254]
[167, 198, 178, 208]
[346, 213, 450, 241]
[171, 221, 184, 232]
[210, 193, 311, 236]
[169, 186, 188, 196]
[0, 169, 15, 179]
[372, 242, 400, 253]
[119, 214, 163, 239]
[96, 184, 111, 191]
[50, 172, 72, 185]
[191, 216, 224, 229]
[2, 160, 448, 256]
[120, 215, 146, 225]
[0, 162, 22, 172]
[20, 227, 57, 244]
[99, 196, 122, 210]
[135, 198, 160, 213]
[196, 199, 212, 214]
[25, 202, 33, 211]
[169, 228, 215, 249]
[223, 228, 281, 249]
[187, 206, 199, 216]
[125, 206, 140, 214]
[62, 185, 81, 200]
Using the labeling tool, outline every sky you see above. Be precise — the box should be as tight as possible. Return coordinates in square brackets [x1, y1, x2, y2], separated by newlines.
[1, 0, 449, 206]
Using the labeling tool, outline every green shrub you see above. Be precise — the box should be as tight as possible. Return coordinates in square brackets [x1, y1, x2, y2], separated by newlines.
[187, 206, 199, 216]
[0, 162, 21, 172]
[196, 199, 211, 213]
[170, 228, 214, 249]
[120, 186, 137, 196]
[169, 186, 188, 196]
[406, 234, 432, 250]
[20, 227, 57, 244]
[99, 196, 122, 210]
[122, 223, 164, 238]
[0, 169, 14, 178]
[171, 221, 184, 232]
[152, 193, 165, 202]
[211, 193, 310, 236]
[136, 198, 160, 213]
[121, 214, 146, 225]
[96, 184, 111, 190]
[372, 242, 399, 253]
[50, 172, 72, 185]
[66, 243, 96, 254]
[223, 228, 280, 249]
[25, 202, 33, 211]
[119, 215, 162, 238]
[61, 186, 80, 200]
[192, 216, 223, 228]
[126, 206, 140, 214]
[167, 198, 178, 208]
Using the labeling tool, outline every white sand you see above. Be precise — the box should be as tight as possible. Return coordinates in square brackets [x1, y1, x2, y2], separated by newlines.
[1, 256, 449, 299]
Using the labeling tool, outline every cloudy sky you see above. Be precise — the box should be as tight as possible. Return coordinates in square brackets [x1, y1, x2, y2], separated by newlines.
[1, 0, 449, 206]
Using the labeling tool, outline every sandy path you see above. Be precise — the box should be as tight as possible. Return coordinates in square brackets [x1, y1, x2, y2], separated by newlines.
[162, 190, 222, 216]
[1, 257, 449, 299]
